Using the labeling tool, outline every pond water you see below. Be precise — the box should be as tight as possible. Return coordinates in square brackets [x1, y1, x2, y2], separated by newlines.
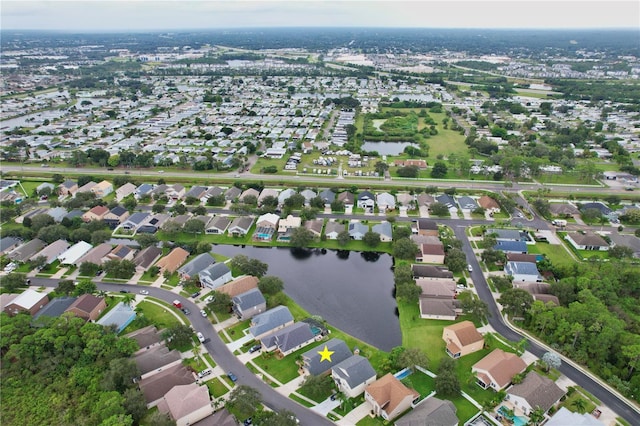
[212, 245, 401, 351]
[362, 141, 419, 156]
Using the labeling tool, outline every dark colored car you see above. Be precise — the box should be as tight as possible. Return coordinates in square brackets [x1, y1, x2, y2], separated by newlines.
[191, 291, 201, 298]
[181, 308, 191, 315]
[227, 372, 238, 382]
[119, 290, 129, 293]
[249, 344, 261, 353]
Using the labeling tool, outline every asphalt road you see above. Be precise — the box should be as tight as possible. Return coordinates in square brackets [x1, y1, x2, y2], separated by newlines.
[454, 227, 640, 425]
[31, 278, 333, 426]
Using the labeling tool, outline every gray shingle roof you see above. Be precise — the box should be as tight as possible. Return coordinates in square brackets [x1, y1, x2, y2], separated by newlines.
[508, 371, 565, 412]
[178, 253, 215, 277]
[233, 288, 265, 311]
[250, 306, 294, 338]
[331, 355, 376, 389]
[303, 338, 352, 376]
[395, 396, 458, 426]
[260, 322, 314, 353]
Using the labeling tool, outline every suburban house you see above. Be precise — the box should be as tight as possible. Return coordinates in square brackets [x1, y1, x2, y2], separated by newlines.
[202, 186, 224, 203]
[324, 221, 345, 240]
[105, 244, 136, 262]
[395, 397, 458, 426]
[228, 216, 254, 236]
[302, 338, 353, 376]
[96, 301, 136, 333]
[125, 325, 164, 355]
[337, 191, 355, 208]
[58, 241, 93, 266]
[478, 195, 501, 213]
[304, 218, 324, 238]
[135, 345, 182, 378]
[3, 289, 49, 316]
[58, 180, 78, 197]
[506, 371, 565, 416]
[416, 243, 445, 264]
[155, 248, 190, 274]
[103, 206, 130, 229]
[120, 212, 151, 232]
[138, 363, 195, 405]
[348, 221, 368, 240]
[412, 265, 454, 280]
[416, 193, 435, 208]
[232, 288, 267, 320]
[77, 243, 112, 265]
[493, 229, 529, 242]
[414, 219, 439, 236]
[184, 185, 208, 201]
[249, 305, 295, 340]
[31, 239, 70, 264]
[278, 188, 297, 206]
[156, 383, 213, 426]
[364, 373, 420, 422]
[419, 295, 459, 321]
[494, 240, 529, 254]
[224, 186, 242, 201]
[47, 207, 68, 223]
[436, 194, 457, 211]
[0, 237, 21, 255]
[116, 182, 137, 201]
[198, 263, 232, 289]
[372, 221, 393, 242]
[134, 183, 154, 200]
[76, 181, 97, 194]
[133, 246, 163, 271]
[442, 321, 485, 358]
[396, 193, 415, 207]
[8, 238, 46, 263]
[166, 184, 185, 201]
[331, 355, 377, 398]
[357, 191, 376, 210]
[277, 214, 302, 241]
[546, 407, 606, 426]
[457, 196, 478, 211]
[300, 189, 317, 205]
[65, 294, 107, 321]
[91, 180, 113, 198]
[472, 349, 527, 391]
[257, 188, 279, 206]
[505, 261, 543, 282]
[260, 322, 316, 357]
[506, 253, 539, 263]
[565, 232, 610, 251]
[239, 187, 260, 203]
[254, 213, 280, 241]
[178, 253, 216, 281]
[82, 205, 109, 222]
[376, 192, 396, 211]
[205, 216, 230, 234]
[216, 275, 259, 298]
[549, 203, 580, 217]
[138, 214, 170, 234]
[319, 188, 336, 205]
[32, 296, 77, 321]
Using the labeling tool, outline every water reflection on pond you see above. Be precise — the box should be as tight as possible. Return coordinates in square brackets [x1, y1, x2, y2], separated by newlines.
[212, 244, 401, 351]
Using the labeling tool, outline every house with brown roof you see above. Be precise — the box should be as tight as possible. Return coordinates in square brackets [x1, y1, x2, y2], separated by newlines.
[394, 159, 427, 169]
[157, 383, 213, 426]
[65, 294, 106, 321]
[304, 218, 324, 238]
[337, 191, 355, 208]
[105, 244, 136, 262]
[364, 373, 420, 421]
[416, 243, 445, 264]
[414, 219, 439, 236]
[472, 349, 527, 391]
[82, 205, 109, 222]
[506, 371, 565, 416]
[419, 298, 459, 321]
[411, 265, 454, 280]
[155, 247, 190, 274]
[116, 182, 137, 201]
[58, 180, 78, 197]
[139, 363, 195, 405]
[565, 232, 609, 251]
[77, 243, 113, 265]
[77, 181, 97, 194]
[133, 246, 163, 271]
[416, 193, 435, 207]
[239, 188, 260, 203]
[125, 325, 163, 354]
[216, 276, 259, 297]
[442, 320, 484, 358]
[91, 180, 113, 198]
[324, 221, 345, 240]
[478, 195, 501, 213]
[549, 203, 579, 217]
[135, 344, 183, 379]
[103, 206, 130, 229]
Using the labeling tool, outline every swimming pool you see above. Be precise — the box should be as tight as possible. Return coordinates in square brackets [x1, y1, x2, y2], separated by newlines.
[498, 406, 528, 426]
[394, 369, 412, 380]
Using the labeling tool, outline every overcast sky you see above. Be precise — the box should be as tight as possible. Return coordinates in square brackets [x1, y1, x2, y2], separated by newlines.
[2, 1, 638, 31]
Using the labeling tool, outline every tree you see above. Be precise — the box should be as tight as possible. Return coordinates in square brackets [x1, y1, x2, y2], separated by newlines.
[289, 227, 315, 248]
[79, 261, 101, 277]
[170, 202, 187, 215]
[162, 220, 183, 237]
[459, 293, 490, 323]
[393, 226, 412, 240]
[528, 407, 546, 426]
[57, 279, 76, 295]
[397, 165, 420, 178]
[145, 411, 175, 426]
[337, 230, 351, 247]
[621, 344, 640, 380]
[253, 409, 298, 426]
[123, 197, 137, 211]
[435, 357, 460, 396]
[191, 206, 207, 216]
[37, 224, 69, 243]
[91, 230, 112, 245]
[571, 398, 588, 413]
[135, 233, 158, 248]
[227, 385, 262, 420]
[207, 291, 232, 313]
[152, 203, 165, 213]
[162, 324, 194, 350]
[363, 231, 381, 247]
[498, 288, 533, 318]
[541, 351, 562, 372]
[103, 259, 136, 279]
[299, 375, 334, 401]
[392, 238, 420, 260]
[609, 245, 633, 259]
[431, 161, 448, 178]
[70, 228, 92, 243]
[398, 347, 429, 371]
[74, 280, 97, 296]
[429, 202, 450, 216]
[445, 248, 467, 273]
[1, 273, 27, 292]
[28, 255, 47, 271]
[481, 248, 506, 265]
[374, 161, 389, 176]
[30, 213, 55, 232]
[330, 199, 345, 212]
[102, 358, 140, 393]
[230, 255, 268, 278]
[258, 276, 284, 295]
[183, 219, 205, 234]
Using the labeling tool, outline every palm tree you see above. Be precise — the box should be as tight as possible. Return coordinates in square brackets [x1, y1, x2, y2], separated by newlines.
[122, 293, 135, 306]
[528, 407, 546, 426]
[571, 398, 587, 414]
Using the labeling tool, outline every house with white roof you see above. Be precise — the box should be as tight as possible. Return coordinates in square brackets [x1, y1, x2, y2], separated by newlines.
[58, 241, 93, 266]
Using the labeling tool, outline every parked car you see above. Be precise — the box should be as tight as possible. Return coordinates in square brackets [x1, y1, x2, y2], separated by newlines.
[227, 372, 238, 382]
[197, 368, 212, 378]
[205, 295, 215, 303]
[196, 332, 205, 343]
[181, 308, 191, 315]
[249, 344, 261, 353]
[119, 290, 129, 293]
[139, 289, 149, 295]
[200, 309, 207, 317]
[191, 291, 201, 298]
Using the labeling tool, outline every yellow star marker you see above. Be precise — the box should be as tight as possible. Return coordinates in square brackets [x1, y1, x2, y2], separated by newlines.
[317, 345, 334, 362]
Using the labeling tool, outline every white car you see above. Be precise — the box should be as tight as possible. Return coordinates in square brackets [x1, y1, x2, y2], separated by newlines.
[196, 332, 205, 343]
[139, 289, 149, 295]
[200, 309, 207, 317]
[205, 295, 215, 303]
[467, 264, 473, 272]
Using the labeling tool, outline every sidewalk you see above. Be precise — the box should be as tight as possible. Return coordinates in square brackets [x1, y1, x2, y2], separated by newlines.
[336, 402, 370, 426]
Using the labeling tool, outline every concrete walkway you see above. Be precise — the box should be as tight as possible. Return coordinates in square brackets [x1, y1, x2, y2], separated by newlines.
[336, 402, 371, 426]
[311, 396, 341, 416]
[226, 333, 253, 352]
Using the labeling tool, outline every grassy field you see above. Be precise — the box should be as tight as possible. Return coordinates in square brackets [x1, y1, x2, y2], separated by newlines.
[528, 241, 576, 266]
[131, 300, 182, 329]
[205, 377, 230, 398]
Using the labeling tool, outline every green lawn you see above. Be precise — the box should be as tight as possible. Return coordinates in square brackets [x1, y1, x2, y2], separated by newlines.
[398, 300, 448, 368]
[225, 319, 251, 341]
[252, 348, 304, 384]
[296, 375, 335, 402]
[183, 356, 207, 373]
[133, 299, 184, 329]
[425, 112, 469, 158]
[528, 242, 576, 267]
[560, 390, 596, 415]
[400, 370, 434, 398]
[203, 353, 216, 368]
[205, 377, 230, 398]
[448, 394, 481, 423]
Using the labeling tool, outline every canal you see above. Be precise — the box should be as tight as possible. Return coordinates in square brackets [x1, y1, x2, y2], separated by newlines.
[212, 245, 402, 352]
